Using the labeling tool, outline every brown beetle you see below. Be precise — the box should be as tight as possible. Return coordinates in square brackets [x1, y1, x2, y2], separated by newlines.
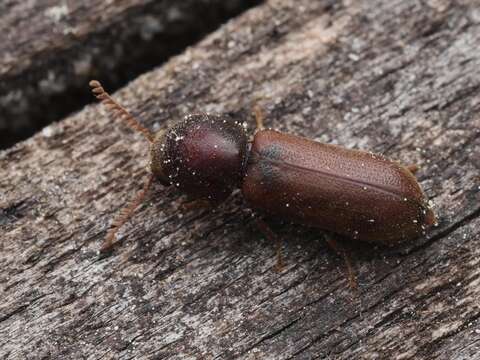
[89, 80, 436, 254]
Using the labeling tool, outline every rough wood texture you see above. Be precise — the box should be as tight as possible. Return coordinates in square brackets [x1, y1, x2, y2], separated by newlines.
[1, 0, 480, 358]
[0, 0, 260, 149]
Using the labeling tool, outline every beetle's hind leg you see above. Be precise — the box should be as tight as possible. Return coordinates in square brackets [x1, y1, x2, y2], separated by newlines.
[324, 234, 358, 291]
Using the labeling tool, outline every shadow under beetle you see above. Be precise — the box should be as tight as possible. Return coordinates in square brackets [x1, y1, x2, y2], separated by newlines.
[89, 80, 436, 261]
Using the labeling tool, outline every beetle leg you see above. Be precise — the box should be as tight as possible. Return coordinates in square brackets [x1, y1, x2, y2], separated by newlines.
[254, 218, 284, 272]
[253, 105, 265, 132]
[180, 199, 213, 212]
[406, 164, 419, 174]
[101, 173, 154, 253]
[324, 234, 358, 290]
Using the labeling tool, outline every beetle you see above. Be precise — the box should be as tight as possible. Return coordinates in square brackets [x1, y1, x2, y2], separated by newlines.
[89, 80, 436, 256]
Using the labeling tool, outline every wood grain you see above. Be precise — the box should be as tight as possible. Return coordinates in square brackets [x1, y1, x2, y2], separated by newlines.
[0, 0, 260, 149]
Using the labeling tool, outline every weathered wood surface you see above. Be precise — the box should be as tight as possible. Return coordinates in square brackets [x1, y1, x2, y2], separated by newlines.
[1, 0, 480, 358]
[0, 0, 260, 149]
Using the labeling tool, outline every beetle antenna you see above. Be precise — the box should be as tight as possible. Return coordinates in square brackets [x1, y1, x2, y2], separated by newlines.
[101, 173, 154, 253]
[89, 80, 154, 143]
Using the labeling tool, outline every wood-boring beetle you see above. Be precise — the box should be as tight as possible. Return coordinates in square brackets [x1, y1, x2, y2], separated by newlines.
[89, 80, 436, 264]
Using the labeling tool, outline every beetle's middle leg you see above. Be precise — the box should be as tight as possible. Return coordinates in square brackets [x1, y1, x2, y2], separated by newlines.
[254, 218, 284, 272]
[253, 105, 265, 132]
[180, 198, 213, 212]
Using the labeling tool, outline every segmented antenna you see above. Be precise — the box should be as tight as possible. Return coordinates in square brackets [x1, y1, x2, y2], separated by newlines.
[101, 174, 154, 252]
[89, 80, 154, 143]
